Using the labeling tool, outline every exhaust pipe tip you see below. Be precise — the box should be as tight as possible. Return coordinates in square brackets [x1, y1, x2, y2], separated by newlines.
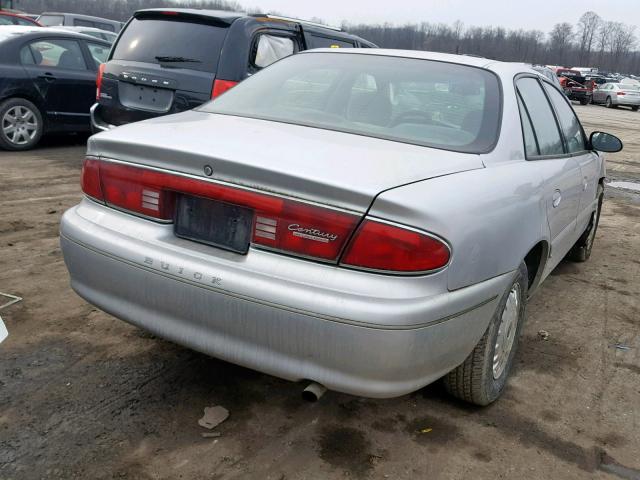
[302, 382, 327, 402]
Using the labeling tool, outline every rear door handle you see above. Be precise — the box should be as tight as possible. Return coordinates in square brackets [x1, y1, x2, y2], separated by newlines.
[38, 73, 56, 83]
[552, 190, 562, 208]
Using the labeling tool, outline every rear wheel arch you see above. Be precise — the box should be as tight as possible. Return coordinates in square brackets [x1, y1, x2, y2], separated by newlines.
[523, 240, 549, 295]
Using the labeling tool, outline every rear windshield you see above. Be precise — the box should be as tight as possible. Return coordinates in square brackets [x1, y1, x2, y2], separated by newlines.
[38, 15, 64, 26]
[201, 52, 501, 153]
[111, 17, 228, 73]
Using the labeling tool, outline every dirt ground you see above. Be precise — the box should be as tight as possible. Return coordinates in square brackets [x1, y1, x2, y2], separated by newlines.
[0, 105, 639, 480]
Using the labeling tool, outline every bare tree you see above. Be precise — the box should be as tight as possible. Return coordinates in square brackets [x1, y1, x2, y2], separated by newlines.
[577, 11, 600, 65]
[548, 23, 575, 65]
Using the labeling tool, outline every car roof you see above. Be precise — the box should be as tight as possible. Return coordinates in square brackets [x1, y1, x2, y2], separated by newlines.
[38, 12, 119, 22]
[0, 25, 111, 44]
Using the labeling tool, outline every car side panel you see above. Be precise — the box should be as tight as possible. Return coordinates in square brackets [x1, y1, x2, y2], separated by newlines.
[368, 161, 552, 291]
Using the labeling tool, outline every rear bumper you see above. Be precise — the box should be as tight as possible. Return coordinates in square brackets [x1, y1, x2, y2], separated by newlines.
[60, 199, 513, 398]
[90, 103, 115, 133]
[615, 97, 640, 106]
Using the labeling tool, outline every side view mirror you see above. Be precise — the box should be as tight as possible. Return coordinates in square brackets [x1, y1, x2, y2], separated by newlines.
[590, 131, 623, 153]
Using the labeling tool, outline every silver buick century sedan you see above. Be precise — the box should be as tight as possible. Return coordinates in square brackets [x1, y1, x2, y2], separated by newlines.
[60, 49, 622, 405]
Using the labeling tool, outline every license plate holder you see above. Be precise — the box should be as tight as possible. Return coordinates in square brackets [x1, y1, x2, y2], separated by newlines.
[174, 195, 253, 254]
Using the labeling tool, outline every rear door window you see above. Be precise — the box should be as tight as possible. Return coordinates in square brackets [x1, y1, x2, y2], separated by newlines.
[94, 22, 115, 32]
[111, 17, 228, 73]
[87, 42, 109, 68]
[543, 84, 586, 153]
[24, 39, 87, 70]
[516, 77, 564, 157]
[252, 34, 295, 68]
[74, 19, 95, 28]
[14, 17, 36, 26]
[0, 16, 14, 26]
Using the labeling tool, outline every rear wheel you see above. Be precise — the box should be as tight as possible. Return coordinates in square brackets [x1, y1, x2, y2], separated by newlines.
[568, 183, 604, 262]
[605, 96, 614, 108]
[580, 97, 589, 105]
[443, 262, 528, 406]
[0, 98, 43, 151]
[632, 106, 639, 112]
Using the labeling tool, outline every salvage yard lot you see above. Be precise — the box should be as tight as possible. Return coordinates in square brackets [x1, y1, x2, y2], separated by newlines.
[0, 105, 639, 479]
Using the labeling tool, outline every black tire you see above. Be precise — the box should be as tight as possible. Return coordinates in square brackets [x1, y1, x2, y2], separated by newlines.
[568, 183, 604, 262]
[632, 106, 639, 112]
[0, 97, 43, 151]
[605, 97, 613, 108]
[580, 97, 589, 105]
[443, 262, 528, 406]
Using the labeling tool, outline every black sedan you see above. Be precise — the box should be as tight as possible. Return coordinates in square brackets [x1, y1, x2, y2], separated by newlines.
[0, 26, 110, 150]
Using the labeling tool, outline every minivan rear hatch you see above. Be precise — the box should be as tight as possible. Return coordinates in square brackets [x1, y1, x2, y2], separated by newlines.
[99, 10, 235, 125]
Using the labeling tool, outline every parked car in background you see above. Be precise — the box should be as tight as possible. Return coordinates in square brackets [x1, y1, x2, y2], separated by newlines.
[592, 82, 640, 110]
[0, 11, 41, 26]
[0, 26, 111, 150]
[91, 9, 376, 132]
[53, 26, 118, 44]
[531, 65, 562, 90]
[37, 12, 123, 32]
[555, 68, 592, 105]
[61, 49, 622, 406]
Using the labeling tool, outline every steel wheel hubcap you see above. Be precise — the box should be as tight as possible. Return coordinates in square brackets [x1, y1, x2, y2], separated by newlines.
[493, 283, 520, 379]
[2, 106, 38, 145]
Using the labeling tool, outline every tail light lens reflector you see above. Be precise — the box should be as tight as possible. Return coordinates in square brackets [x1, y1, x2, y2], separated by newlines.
[340, 219, 450, 273]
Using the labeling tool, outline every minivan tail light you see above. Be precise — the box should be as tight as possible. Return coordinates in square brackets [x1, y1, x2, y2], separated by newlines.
[340, 219, 450, 273]
[82, 159, 360, 262]
[96, 63, 105, 100]
[212, 79, 238, 98]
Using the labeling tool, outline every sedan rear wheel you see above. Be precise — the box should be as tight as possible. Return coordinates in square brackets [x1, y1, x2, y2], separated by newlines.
[605, 97, 614, 108]
[443, 262, 528, 406]
[0, 98, 43, 151]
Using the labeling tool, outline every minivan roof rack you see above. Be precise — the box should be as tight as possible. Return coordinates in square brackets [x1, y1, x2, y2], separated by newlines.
[256, 14, 342, 32]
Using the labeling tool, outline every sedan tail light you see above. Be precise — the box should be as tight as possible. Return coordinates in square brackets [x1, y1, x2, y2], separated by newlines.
[617, 92, 626, 96]
[340, 219, 450, 273]
[96, 63, 105, 100]
[211, 79, 238, 98]
[80, 159, 359, 262]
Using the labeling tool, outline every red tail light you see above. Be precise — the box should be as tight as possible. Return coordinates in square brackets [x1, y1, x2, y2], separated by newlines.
[617, 92, 626, 96]
[80, 158, 103, 200]
[212, 79, 238, 98]
[80, 159, 360, 262]
[340, 219, 450, 273]
[96, 63, 105, 100]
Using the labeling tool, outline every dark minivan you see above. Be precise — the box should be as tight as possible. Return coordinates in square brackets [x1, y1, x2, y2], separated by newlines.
[91, 9, 376, 131]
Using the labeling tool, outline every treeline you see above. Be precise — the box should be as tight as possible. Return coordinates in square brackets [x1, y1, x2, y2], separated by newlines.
[8, 1, 640, 75]
[345, 12, 639, 74]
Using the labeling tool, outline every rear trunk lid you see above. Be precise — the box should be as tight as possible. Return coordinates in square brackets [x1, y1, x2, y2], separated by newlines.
[99, 11, 233, 126]
[88, 110, 484, 212]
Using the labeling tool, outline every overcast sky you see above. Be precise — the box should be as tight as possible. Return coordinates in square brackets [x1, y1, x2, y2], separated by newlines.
[244, 0, 639, 32]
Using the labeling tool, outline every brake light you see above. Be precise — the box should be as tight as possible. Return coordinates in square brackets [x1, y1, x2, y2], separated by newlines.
[340, 219, 450, 273]
[617, 92, 626, 96]
[96, 63, 105, 100]
[212, 79, 238, 98]
[161, 11, 179, 15]
[80, 159, 360, 262]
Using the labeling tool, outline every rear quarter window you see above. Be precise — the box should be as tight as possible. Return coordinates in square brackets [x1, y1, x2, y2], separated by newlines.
[38, 15, 64, 26]
[111, 17, 228, 73]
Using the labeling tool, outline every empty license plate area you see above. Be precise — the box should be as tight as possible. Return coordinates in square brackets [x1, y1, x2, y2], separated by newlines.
[119, 82, 174, 113]
[174, 195, 254, 254]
